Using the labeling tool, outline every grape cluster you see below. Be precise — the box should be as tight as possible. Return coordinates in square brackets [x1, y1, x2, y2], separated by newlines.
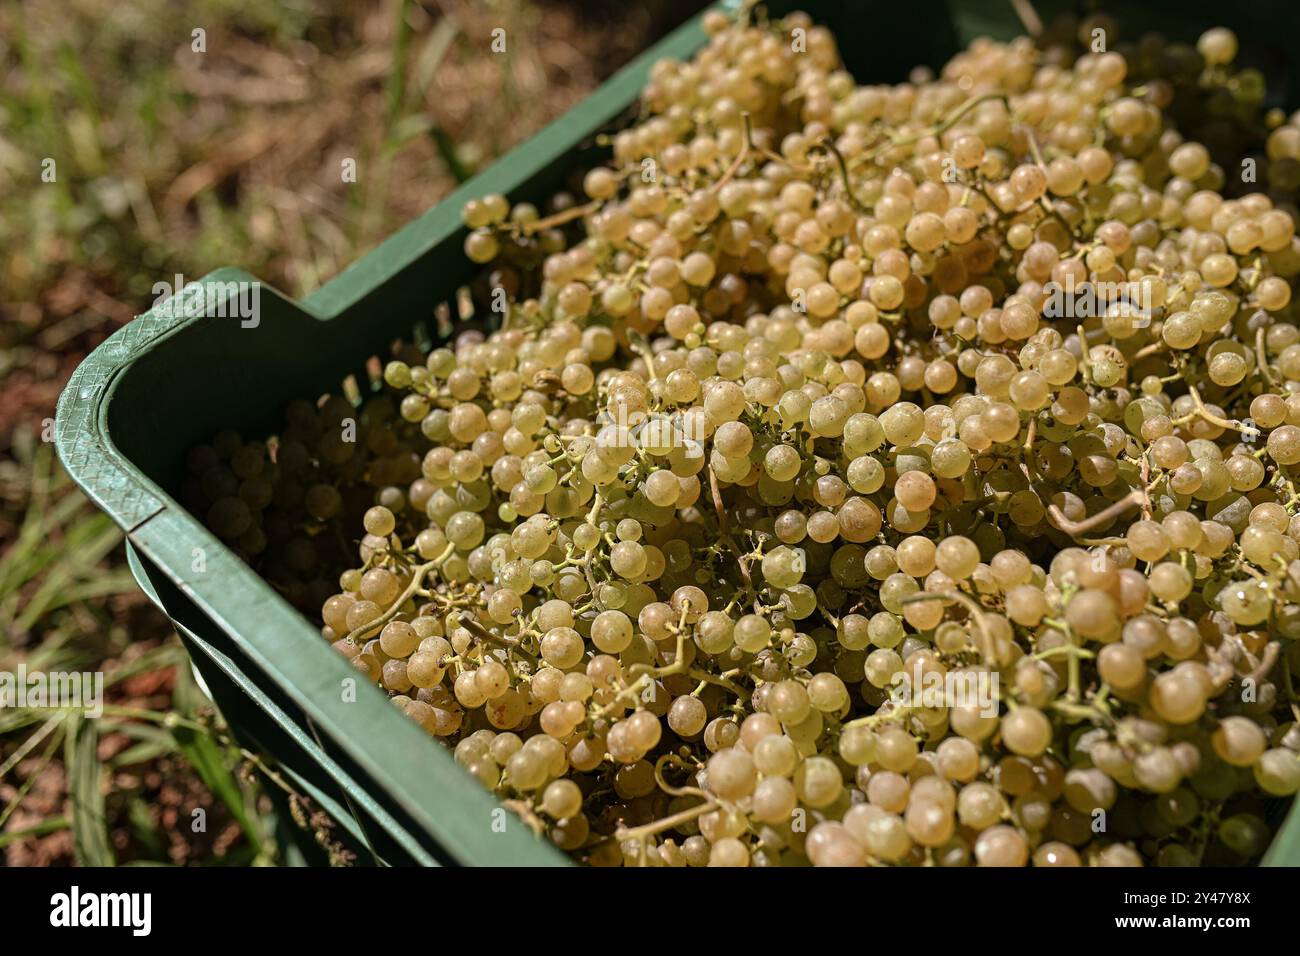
[193, 8, 1300, 866]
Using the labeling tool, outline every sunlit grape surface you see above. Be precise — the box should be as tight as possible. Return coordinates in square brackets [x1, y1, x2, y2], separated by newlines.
[192, 9, 1300, 867]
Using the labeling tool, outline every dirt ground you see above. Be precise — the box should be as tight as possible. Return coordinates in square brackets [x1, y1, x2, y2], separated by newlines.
[0, 0, 702, 866]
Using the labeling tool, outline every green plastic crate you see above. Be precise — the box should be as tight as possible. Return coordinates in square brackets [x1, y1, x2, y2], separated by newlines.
[56, 0, 1300, 866]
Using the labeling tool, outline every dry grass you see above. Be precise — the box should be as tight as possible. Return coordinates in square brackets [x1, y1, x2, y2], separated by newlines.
[0, 0, 700, 866]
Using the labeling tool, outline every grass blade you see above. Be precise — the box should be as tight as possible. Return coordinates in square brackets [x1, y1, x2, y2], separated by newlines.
[0, 816, 70, 850]
[65, 714, 115, 866]
[170, 724, 263, 856]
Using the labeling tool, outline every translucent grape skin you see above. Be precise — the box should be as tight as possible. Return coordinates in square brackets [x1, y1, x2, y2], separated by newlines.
[190, 12, 1300, 869]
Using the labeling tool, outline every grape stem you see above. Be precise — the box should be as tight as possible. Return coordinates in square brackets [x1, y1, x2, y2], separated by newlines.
[1047, 489, 1144, 538]
[711, 113, 754, 194]
[596, 601, 750, 710]
[342, 542, 456, 644]
[455, 614, 539, 665]
[520, 200, 601, 235]
[900, 590, 995, 663]
[959, 180, 1010, 225]
[855, 92, 1011, 169]
[686, 666, 750, 701]
[1248, 641, 1280, 685]
[843, 703, 917, 731]
[1174, 382, 1252, 434]
[501, 798, 546, 837]
[1022, 126, 1079, 239]
[629, 331, 658, 382]
[1022, 415, 1038, 479]
[1256, 326, 1277, 390]
[1031, 644, 1095, 662]
[1138, 451, 1153, 521]
[630, 603, 691, 682]
[807, 138, 867, 211]
[1077, 324, 1100, 383]
[594, 613, 694, 718]
[653, 753, 710, 799]
[592, 674, 652, 718]
[1050, 699, 1113, 725]
[707, 465, 753, 589]
[615, 798, 717, 843]
[1010, 0, 1043, 36]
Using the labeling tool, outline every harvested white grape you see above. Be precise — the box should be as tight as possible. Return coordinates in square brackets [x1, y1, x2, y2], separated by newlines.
[193, 8, 1300, 867]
